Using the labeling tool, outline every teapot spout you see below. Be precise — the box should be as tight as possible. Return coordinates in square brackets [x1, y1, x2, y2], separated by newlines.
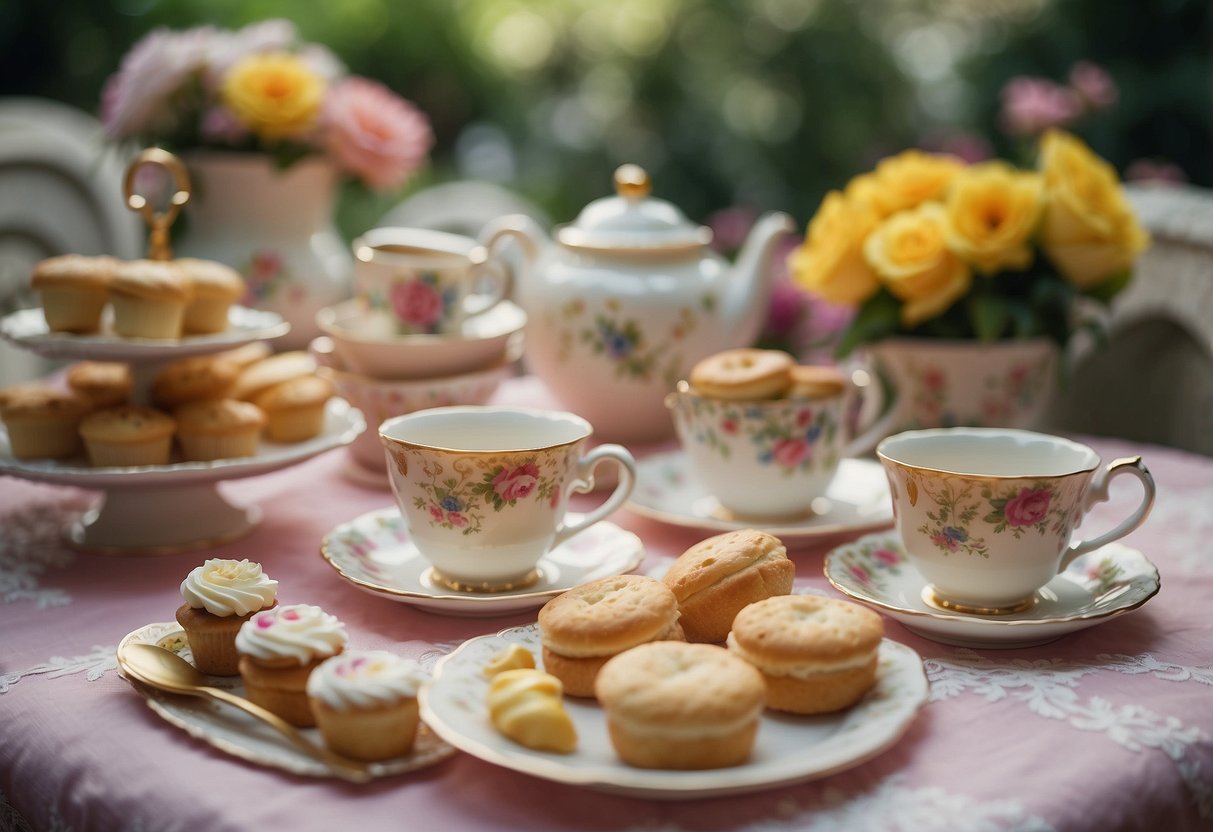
[726, 211, 796, 347]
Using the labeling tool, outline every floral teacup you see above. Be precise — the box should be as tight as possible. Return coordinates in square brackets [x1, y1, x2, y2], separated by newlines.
[379, 406, 635, 591]
[877, 427, 1155, 614]
[353, 227, 509, 336]
[665, 380, 849, 520]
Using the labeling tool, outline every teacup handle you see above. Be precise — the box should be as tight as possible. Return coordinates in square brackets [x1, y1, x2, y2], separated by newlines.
[552, 444, 636, 549]
[463, 256, 511, 318]
[1061, 456, 1155, 569]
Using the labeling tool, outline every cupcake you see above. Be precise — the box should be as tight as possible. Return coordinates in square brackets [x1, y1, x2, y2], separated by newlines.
[30, 254, 118, 334]
[78, 405, 176, 467]
[236, 604, 348, 728]
[66, 361, 133, 409]
[253, 374, 334, 443]
[174, 398, 266, 461]
[307, 650, 428, 761]
[0, 385, 92, 460]
[150, 355, 239, 409]
[175, 558, 278, 676]
[176, 257, 245, 334]
[109, 259, 193, 339]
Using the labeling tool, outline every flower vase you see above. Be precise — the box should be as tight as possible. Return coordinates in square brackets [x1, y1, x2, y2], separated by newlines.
[849, 337, 1059, 453]
[175, 152, 353, 350]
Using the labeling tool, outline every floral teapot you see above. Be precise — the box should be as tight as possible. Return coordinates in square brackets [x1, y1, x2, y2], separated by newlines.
[480, 164, 794, 444]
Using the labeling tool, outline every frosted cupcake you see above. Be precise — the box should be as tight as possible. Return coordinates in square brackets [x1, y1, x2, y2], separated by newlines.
[175, 558, 278, 676]
[307, 650, 428, 761]
[236, 604, 348, 727]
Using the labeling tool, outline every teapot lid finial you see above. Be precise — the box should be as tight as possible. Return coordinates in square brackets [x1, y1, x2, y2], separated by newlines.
[614, 164, 651, 200]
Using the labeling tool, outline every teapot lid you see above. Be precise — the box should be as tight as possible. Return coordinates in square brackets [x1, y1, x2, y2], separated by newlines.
[556, 164, 712, 252]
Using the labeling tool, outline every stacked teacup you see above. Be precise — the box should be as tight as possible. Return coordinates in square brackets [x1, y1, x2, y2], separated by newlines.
[311, 227, 526, 484]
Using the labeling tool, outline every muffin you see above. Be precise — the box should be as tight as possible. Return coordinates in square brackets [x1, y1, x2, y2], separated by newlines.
[78, 405, 176, 467]
[595, 641, 765, 770]
[727, 595, 884, 715]
[662, 529, 794, 643]
[486, 668, 577, 754]
[229, 351, 317, 402]
[689, 348, 794, 400]
[307, 650, 428, 761]
[236, 604, 348, 728]
[30, 254, 118, 334]
[0, 386, 92, 460]
[109, 259, 193, 339]
[253, 374, 333, 442]
[176, 257, 245, 334]
[174, 398, 266, 461]
[150, 355, 240, 409]
[537, 574, 684, 698]
[66, 361, 132, 408]
[175, 558, 278, 676]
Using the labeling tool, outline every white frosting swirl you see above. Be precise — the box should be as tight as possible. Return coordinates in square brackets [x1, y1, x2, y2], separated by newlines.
[235, 604, 347, 664]
[306, 650, 428, 710]
[180, 558, 277, 617]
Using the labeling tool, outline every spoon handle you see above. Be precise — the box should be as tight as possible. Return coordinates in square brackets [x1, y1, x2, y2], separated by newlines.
[200, 685, 371, 783]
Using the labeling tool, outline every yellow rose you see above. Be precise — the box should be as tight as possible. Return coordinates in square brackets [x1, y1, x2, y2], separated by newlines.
[1038, 130, 1149, 289]
[945, 162, 1044, 274]
[787, 191, 881, 305]
[222, 53, 325, 141]
[869, 149, 966, 216]
[864, 202, 972, 327]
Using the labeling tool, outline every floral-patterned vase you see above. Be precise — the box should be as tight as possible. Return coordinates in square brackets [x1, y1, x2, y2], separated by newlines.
[175, 151, 353, 350]
[850, 337, 1058, 453]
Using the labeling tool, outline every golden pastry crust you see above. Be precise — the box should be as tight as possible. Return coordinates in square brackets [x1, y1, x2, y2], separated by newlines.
[540, 619, 686, 698]
[213, 340, 272, 369]
[662, 529, 794, 643]
[229, 351, 317, 401]
[109, 259, 193, 302]
[66, 362, 132, 408]
[175, 398, 266, 436]
[688, 348, 794, 400]
[79, 405, 175, 445]
[175, 602, 265, 676]
[30, 254, 118, 289]
[539, 574, 681, 657]
[253, 374, 333, 412]
[175, 257, 245, 300]
[150, 356, 239, 408]
[0, 386, 92, 460]
[787, 365, 848, 399]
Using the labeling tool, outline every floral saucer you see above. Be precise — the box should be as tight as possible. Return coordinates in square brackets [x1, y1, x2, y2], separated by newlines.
[320, 507, 645, 617]
[626, 451, 893, 545]
[824, 533, 1161, 649]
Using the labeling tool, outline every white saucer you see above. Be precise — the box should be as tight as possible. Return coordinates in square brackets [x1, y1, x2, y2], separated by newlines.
[419, 623, 928, 800]
[824, 533, 1161, 649]
[320, 507, 645, 617]
[626, 451, 893, 546]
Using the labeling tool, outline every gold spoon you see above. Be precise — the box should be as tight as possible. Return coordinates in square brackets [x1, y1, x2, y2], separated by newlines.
[118, 641, 371, 783]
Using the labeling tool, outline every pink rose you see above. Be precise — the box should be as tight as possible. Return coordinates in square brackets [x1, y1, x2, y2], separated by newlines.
[721, 418, 738, 435]
[1003, 487, 1052, 527]
[493, 463, 540, 502]
[391, 280, 444, 329]
[796, 408, 812, 427]
[873, 548, 900, 566]
[771, 437, 810, 468]
[101, 26, 217, 140]
[428, 504, 444, 522]
[999, 76, 1080, 137]
[447, 512, 467, 527]
[322, 77, 433, 191]
[848, 564, 871, 584]
[1068, 61, 1118, 111]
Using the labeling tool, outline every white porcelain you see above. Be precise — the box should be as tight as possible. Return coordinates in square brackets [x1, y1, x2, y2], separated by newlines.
[666, 381, 849, 519]
[0, 398, 363, 554]
[479, 165, 794, 444]
[379, 406, 636, 590]
[352, 227, 509, 336]
[320, 507, 645, 616]
[825, 532, 1161, 649]
[316, 298, 525, 380]
[419, 622, 927, 799]
[626, 451, 893, 546]
[117, 622, 454, 777]
[175, 152, 353, 351]
[878, 428, 1156, 613]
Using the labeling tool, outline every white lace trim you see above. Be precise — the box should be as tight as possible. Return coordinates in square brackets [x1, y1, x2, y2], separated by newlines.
[0, 645, 116, 694]
[0, 498, 85, 609]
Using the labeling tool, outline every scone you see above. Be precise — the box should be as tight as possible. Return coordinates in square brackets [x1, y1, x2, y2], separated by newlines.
[662, 529, 794, 643]
[787, 365, 847, 399]
[236, 604, 348, 728]
[176, 257, 245, 334]
[109, 259, 193, 339]
[174, 398, 266, 461]
[727, 595, 883, 714]
[253, 374, 333, 442]
[66, 361, 132, 408]
[78, 405, 176, 467]
[30, 254, 118, 334]
[537, 574, 684, 698]
[307, 650, 428, 761]
[595, 641, 765, 770]
[0, 386, 92, 460]
[688, 348, 794, 400]
[213, 340, 272, 370]
[175, 558, 278, 676]
[229, 351, 317, 402]
[150, 355, 240, 409]
[486, 668, 577, 754]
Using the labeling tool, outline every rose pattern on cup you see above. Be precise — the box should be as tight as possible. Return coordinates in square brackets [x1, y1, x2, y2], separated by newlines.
[685, 395, 840, 474]
[834, 536, 907, 593]
[1078, 556, 1124, 595]
[242, 248, 290, 304]
[904, 357, 1051, 430]
[362, 272, 457, 335]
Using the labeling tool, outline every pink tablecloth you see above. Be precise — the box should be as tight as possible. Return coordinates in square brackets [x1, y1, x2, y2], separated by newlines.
[2, 377, 1211, 831]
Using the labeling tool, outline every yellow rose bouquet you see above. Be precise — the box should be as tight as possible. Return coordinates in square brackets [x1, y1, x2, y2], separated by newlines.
[788, 130, 1149, 357]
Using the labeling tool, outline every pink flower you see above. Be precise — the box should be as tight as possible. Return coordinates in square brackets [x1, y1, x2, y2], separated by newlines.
[924, 369, 945, 392]
[322, 77, 433, 191]
[771, 437, 810, 468]
[1125, 159, 1188, 186]
[1068, 61, 1118, 111]
[765, 279, 808, 338]
[1003, 487, 1052, 527]
[932, 532, 959, 552]
[391, 280, 444, 329]
[873, 548, 900, 566]
[447, 512, 467, 527]
[199, 105, 249, 144]
[706, 206, 758, 255]
[848, 564, 871, 584]
[721, 418, 738, 435]
[493, 463, 540, 502]
[999, 77, 1080, 137]
[796, 408, 812, 427]
[101, 26, 217, 140]
[428, 504, 444, 522]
